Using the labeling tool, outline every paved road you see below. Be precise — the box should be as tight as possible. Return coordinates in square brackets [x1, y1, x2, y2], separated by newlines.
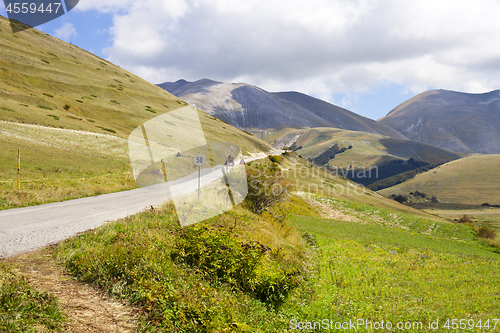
[0, 152, 272, 258]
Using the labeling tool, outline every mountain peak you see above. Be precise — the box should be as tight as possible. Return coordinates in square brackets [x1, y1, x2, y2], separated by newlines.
[379, 89, 500, 154]
[157, 79, 406, 138]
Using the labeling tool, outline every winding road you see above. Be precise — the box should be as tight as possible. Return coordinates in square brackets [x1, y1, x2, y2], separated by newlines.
[0, 152, 273, 258]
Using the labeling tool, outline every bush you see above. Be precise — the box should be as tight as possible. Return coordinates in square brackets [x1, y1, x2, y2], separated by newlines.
[269, 155, 283, 164]
[393, 194, 408, 203]
[63, 104, 71, 110]
[414, 190, 427, 198]
[245, 163, 289, 214]
[171, 225, 300, 308]
[431, 196, 438, 203]
[477, 226, 497, 240]
[458, 214, 472, 223]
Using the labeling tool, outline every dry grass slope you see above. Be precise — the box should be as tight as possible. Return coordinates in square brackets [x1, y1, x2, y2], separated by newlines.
[0, 15, 272, 208]
[379, 155, 500, 205]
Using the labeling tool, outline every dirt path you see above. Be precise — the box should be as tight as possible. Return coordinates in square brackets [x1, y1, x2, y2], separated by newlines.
[5, 247, 138, 332]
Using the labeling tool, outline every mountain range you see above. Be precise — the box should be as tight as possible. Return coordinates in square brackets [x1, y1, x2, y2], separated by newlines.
[161, 80, 500, 155]
[158, 79, 405, 139]
[379, 89, 500, 154]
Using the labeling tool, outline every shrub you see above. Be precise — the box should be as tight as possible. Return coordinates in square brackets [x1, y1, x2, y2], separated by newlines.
[171, 225, 300, 308]
[414, 190, 427, 198]
[393, 194, 408, 203]
[458, 214, 472, 223]
[63, 104, 71, 110]
[245, 163, 289, 214]
[431, 196, 438, 203]
[477, 226, 497, 240]
[96, 126, 117, 134]
[269, 155, 283, 164]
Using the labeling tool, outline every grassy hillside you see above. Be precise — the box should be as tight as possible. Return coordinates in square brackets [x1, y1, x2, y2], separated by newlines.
[0, 15, 272, 209]
[379, 155, 500, 205]
[288, 197, 499, 332]
[2, 156, 498, 331]
[274, 151, 450, 222]
[34, 190, 500, 331]
[268, 127, 463, 169]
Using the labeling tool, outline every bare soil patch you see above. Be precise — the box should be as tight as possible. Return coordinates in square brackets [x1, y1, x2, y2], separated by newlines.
[4, 247, 138, 332]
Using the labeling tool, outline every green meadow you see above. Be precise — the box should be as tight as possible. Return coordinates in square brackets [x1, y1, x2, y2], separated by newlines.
[1, 15, 499, 333]
[379, 155, 500, 206]
[28, 189, 496, 332]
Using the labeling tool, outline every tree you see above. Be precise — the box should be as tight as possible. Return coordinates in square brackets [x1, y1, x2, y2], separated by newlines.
[245, 162, 289, 214]
[393, 194, 408, 203]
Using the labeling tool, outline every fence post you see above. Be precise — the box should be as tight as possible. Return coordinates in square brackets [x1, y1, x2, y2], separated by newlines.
[17, 148, 20, 194]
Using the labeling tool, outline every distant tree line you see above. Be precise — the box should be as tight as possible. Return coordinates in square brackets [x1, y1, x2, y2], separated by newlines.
[389, 192, 438, 204]
[310, 144, 353, 165]
[366, 161, 442, 190]
[481, 203, 500, 208]
[288, 142, 303, 151]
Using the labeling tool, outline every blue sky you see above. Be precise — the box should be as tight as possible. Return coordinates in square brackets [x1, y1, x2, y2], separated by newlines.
[3, 0, 500, 120]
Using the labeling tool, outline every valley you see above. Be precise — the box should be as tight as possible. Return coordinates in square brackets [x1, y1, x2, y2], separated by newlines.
[1, 14, 499, 333]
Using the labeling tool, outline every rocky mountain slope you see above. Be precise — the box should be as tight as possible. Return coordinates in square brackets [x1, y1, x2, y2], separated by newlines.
[158, 79, 406, 138]
[378, 89, 500, 154]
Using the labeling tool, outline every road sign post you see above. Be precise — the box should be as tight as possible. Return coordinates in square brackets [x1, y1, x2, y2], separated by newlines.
[17, 148, 20, 194]
[176, 152, 181, 169]
[194, 153, 205, 200]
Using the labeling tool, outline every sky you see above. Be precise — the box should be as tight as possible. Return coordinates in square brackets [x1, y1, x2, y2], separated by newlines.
[2, 0, 500, 120]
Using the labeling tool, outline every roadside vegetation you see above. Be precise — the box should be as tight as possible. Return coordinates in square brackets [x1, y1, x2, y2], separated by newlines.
[51, 160, 499, 332]
[55, 199, 311, 332]
[0, 262, 66, 332]
[0, 121, 136, 210]
[1, 157, 499, 331]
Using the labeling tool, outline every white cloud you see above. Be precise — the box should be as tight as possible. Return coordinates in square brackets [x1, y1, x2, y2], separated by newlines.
[54, 22, 77, 41]
[77, 0, 500, 102]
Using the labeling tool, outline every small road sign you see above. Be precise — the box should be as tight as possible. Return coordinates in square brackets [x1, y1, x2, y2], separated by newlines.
[194, 153, 205, 166]
[194, 152, 205, 200]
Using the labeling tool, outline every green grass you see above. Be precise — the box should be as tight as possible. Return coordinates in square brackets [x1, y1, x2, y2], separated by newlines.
[0, 14, 272, 209]
[288, 236, 500, 332]
[286, 195, 500, 332]
[53, 190, 500, 332]
[55, 201, 309, 332]
[0, 121, 136, 209]
[268, 127, 463, 169]
[0, 262, 66, 332]
[289, 194, 500, 258]
[278, 152, 450, 222]
[379, 155, 500, 205]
